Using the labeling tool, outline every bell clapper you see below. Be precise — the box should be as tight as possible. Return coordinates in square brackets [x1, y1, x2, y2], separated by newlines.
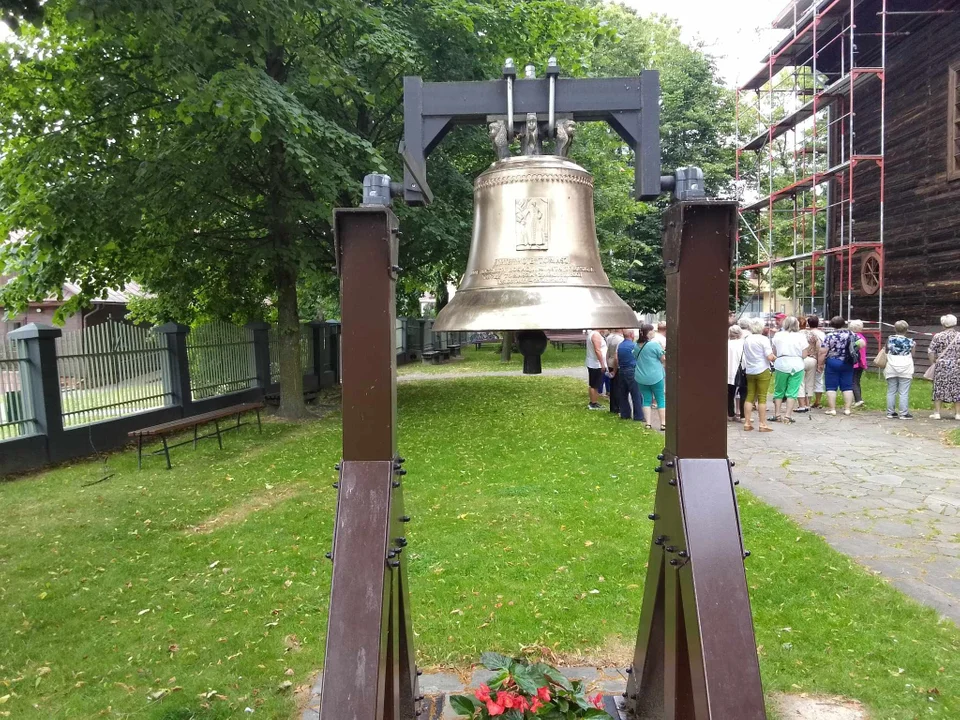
[517, 330, 548, 375]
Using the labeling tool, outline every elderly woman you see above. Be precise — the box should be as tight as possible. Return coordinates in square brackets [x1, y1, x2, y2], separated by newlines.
[771, 315, 807, 423]
[727, 325, 745, 421]
[633, 323, 666, 431]
[884, 320, 916, 419]
[818, 316, 864, 416]
[741, 317, 775, 432]
[928, 314, 960, 420]
[849, 320, 869, 407]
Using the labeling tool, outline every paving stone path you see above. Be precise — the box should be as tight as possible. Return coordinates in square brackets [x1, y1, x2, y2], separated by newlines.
[302, 667, 628, 720]
[729, 408, 960, 623]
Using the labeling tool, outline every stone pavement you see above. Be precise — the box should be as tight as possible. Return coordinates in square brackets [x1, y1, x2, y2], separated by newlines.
[301, 667, 628, 720]
[729, 408, 960, 623]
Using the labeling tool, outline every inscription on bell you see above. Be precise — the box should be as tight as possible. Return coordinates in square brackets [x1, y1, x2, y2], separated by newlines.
[515, 198, 550, 250]
[477, 256, 594, 286]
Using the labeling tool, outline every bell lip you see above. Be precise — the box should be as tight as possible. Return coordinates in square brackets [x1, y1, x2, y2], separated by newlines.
[433, 287, 639, 332]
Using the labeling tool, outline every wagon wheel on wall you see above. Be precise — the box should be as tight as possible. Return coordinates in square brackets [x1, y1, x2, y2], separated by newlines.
[860, 251, 882, 296]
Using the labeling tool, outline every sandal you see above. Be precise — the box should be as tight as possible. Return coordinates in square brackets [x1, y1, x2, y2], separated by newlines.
[645, 423, 653, 430]
[759, 426, 774, 432]
[742, 424, 754, 431]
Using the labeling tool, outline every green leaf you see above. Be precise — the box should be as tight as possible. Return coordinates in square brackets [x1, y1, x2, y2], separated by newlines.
[510, 665, 540, 695]
[480, 651, 513, 671]
[449, 694, 480, 716]
[538, 664, 573, 692]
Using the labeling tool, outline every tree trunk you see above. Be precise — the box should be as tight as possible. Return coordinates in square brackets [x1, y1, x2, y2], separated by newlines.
[261, 44, 306, 419]
[275, 264, 307, 419]
[500, 330, 513, 362]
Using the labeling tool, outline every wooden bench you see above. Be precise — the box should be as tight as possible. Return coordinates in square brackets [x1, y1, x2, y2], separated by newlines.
[547, 332, 586, 351]
[128, 402, 264, 470]
[470, 333, 501, 350]
[422, 348, 451, 365]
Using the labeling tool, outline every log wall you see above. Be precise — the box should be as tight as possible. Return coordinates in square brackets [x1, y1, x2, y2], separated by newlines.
[831, 5, 960, 328]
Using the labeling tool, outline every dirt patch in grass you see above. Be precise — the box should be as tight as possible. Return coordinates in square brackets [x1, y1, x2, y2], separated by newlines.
[774, 694, 868, 719]
[185, 483, 304, 534]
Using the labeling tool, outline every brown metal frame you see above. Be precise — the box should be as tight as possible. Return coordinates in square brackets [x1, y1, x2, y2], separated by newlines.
[320, 208, 420, 720]
[622, 202, 766, 720]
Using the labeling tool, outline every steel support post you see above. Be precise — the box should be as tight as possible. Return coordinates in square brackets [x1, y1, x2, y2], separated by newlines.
[623, 201, 766, 720]
[319, 208, 419, 720]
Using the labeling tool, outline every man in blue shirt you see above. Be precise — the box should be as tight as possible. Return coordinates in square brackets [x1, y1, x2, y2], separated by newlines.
[617, 329, 642, 420]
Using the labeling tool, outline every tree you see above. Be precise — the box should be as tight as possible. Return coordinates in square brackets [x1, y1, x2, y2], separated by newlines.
[584, 4, 736, 314]
[0, 0, 605, 417]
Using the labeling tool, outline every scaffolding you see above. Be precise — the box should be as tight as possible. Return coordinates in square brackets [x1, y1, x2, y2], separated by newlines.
[735, 0, 892, 334]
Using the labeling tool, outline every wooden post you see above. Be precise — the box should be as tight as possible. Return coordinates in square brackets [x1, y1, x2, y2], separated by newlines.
[319, 207, 418, 720]
[622, 202, 766, 720]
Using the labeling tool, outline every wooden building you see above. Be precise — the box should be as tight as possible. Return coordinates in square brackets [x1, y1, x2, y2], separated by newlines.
[737, 0, 960, 361]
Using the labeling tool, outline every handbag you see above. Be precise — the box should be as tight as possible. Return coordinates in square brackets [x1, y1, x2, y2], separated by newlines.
[923, 364, 936, 381]
[873, 347, 888, 369]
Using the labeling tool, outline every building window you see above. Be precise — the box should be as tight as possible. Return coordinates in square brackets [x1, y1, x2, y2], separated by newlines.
[950, 62, 960, 181]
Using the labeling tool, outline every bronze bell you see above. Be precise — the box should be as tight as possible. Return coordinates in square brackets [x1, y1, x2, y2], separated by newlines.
[433, 154, 638, 334]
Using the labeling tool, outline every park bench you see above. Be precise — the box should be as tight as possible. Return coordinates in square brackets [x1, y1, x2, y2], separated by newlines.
[421, 348, 451, 365]
[470, 332, 501, 350]
[547, 331, 586, 351]
[128, 401, 264, 470]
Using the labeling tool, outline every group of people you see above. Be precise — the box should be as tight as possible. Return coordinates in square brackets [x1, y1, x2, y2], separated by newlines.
[585, 312, 960, 431]
[586, 324, 666, 430]
[726, 312, 960, 430]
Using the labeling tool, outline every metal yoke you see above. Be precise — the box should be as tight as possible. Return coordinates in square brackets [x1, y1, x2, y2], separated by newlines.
[620, 202, 766, 720]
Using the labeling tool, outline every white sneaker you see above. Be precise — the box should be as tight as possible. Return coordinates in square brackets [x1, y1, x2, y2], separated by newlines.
[930, 413, 941, 420]
[854, 400, 864, 408]
[843, 409, 852, 416]
[824, 409, 837, 416]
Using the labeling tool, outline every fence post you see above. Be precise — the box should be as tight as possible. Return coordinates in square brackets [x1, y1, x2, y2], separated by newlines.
[245, 322, 271, 391]
[326, 321, 341, 385]
[156, 323, 193, 417]
[8, 323, 63, 455]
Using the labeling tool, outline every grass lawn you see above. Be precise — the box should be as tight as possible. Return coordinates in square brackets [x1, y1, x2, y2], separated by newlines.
[0, 377, 958, 719]
[398, 344, 584, 375]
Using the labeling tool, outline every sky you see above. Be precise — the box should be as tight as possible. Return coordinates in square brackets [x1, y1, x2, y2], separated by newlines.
[620, 0, 791, 87]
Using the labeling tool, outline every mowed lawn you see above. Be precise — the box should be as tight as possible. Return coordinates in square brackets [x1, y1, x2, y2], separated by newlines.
[0, 377, 957, 719]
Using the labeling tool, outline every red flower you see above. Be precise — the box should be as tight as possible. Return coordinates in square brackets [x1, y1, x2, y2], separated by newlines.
[475, 684, 491, 702]
[513, 694, 529, 712]
[530, 697, 544, 712]
[536, 686, 551, 702]
[485, 698, 505, 716]
[590, 692, 604, 709]
[496, 690, 516, 709]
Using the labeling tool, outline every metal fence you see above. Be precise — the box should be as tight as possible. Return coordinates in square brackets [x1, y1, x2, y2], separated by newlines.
[187, 321, 257, 400]
[56, 321, 170, 427]
[269, 326, 313, 385]
[0, 340, 31, 440]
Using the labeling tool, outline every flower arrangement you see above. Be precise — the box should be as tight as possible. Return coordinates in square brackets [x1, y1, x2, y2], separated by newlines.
[450, 652, 609, 719]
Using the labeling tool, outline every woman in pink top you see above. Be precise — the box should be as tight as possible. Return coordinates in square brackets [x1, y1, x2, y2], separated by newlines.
[849, 320, 868, 407]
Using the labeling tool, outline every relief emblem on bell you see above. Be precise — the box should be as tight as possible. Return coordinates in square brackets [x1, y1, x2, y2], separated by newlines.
[515, 198, 550, 250]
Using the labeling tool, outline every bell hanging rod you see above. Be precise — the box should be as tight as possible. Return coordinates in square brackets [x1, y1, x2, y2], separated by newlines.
[400, 60, 663, 205]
